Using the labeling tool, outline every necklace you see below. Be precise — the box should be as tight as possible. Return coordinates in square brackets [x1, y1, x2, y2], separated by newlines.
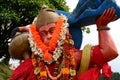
[28, 16, 68, 64]
[31, 39, 76, 80]
[29, 15, 76, 79]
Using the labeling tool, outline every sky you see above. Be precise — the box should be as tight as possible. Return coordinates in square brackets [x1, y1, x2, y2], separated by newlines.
[65, 0, 120, 73]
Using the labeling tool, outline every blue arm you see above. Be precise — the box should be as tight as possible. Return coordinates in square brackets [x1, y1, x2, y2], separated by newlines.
[56, 0, 120, 49]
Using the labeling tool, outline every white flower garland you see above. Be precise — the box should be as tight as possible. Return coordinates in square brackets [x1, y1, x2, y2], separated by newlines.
[28, 15, 69, 64]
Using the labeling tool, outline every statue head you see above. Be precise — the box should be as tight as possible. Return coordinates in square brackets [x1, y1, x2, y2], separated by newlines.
[35, 5, 60, 30]
[9, 5, 61, 60]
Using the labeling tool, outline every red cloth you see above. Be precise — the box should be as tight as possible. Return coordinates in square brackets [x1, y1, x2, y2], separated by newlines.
[102, 63, 112, 79]
[78, 45, 112, 80]
[8, 58, 37, 80]
[8, 46, 112, 80]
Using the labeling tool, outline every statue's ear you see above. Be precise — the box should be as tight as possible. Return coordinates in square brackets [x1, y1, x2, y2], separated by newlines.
[9, 33, 31, 60]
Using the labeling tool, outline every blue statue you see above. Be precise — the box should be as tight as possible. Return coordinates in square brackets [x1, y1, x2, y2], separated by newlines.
[56, 0, 120, 49]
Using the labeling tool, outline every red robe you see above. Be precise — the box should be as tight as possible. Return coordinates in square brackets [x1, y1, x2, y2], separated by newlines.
[77, 45, 112, 80]
[8, 45, 112, 80]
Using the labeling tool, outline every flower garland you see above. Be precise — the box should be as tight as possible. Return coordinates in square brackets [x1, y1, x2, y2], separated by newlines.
[28, 15, 68, 64]
[28, 15, 76, 79]
[31, 37, 76, 80]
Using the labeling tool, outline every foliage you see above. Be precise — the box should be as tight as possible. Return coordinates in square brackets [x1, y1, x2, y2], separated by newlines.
[81, 26, 90, 34]
[0, 61, 13, 80]
[99, 72, 120, 80]
[0, 0, 69, 59]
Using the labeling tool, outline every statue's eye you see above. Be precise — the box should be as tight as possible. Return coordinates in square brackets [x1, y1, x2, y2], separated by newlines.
[40, 30, 48, 36]
[48, 27, 55, 34]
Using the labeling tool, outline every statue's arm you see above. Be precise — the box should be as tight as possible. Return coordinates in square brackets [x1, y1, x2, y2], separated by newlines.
[96, 8, 118, 62]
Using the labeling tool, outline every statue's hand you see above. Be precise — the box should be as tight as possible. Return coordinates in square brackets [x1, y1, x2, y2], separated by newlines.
[96, 8, 116, 27]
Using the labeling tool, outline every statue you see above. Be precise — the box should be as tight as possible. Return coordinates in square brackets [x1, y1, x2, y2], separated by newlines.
[8, 6, 118, 80]
[56, 0, 120, 49]
[8, 0, 120, 79]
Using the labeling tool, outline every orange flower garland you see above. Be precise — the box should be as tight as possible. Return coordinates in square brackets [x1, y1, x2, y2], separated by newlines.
[29, 15, 77, 79]
[61, 68, 70, 74]
[29, 18, 64, 61]
[49, 19, 64, 51]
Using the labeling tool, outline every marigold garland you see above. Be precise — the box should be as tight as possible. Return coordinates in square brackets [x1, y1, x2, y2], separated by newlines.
[49, 19, 64, 51]
[40, 71, 47, 77]
[29, 18, 64, 61]
[61, 68, 70, 74]
[30, 19, 64, 52]
[29, 15, 77, 79]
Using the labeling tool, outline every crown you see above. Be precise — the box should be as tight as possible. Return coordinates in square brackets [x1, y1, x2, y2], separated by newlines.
[35, 5, 59, 29]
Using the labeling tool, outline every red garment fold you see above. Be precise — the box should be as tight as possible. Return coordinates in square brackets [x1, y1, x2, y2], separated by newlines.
[8, 58, 37, 80]
[102, 63, 112, 79]
[77, 63, 112, 80]
[78, 67, 101, 80]
[8, 45, 112, 80]
[78, 45, 113, 80]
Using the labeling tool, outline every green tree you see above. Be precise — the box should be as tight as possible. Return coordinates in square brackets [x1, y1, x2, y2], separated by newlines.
[0, 0, 69, 61]
[0, 0, 69, 79]
[99, 72, 120, 80]
[111, 72, 120, 80]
